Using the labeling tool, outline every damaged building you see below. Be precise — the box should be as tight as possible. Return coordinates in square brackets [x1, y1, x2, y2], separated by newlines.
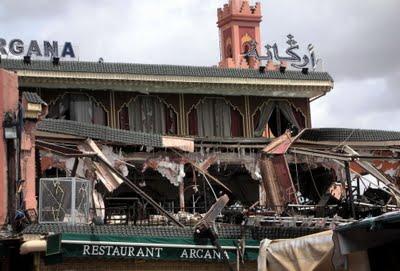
[0, 0, 400, 270]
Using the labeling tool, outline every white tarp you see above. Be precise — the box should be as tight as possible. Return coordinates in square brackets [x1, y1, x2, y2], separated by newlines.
[258, 230, 335, 271]
[258, 230, 370, 271]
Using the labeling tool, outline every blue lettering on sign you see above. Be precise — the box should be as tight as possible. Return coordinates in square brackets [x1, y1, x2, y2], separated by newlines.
[0, 38, 76, 59]
[61, 42, 75, 58]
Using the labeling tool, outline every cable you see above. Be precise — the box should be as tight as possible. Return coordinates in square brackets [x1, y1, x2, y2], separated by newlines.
[306, 156, 321, 200]
[203, 174, 218, 201]
[336, 129, 356, 150]
[294, 152, 300, 192]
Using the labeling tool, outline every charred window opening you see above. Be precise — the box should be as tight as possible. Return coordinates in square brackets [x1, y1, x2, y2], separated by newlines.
[47, 93, 107, 125]
[208, 165, 259, 206]
[188, 98, 243, 137]
[254, 101, 305, 137]
[119, 95, 177, 135]
[289, 164, 337, 204]
[268, 108, 291, 137]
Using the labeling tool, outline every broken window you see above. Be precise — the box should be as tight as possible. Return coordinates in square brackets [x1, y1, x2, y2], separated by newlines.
[39, 177, 91, 224]
[254, 100, 305, 137]
[47, 93, 107, 125]
[188, 97, 243, 137]
[119, 95, 177, 135]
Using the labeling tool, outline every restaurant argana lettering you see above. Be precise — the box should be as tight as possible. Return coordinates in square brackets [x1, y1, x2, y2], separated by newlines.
[80, 244, 230, 261]
[0, 38, 76, 58]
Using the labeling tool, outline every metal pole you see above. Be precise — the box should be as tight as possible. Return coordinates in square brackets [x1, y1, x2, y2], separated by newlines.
[71, 177, 76, 225]
[179, 182, 185, 212]
[344, 161, 356, 218]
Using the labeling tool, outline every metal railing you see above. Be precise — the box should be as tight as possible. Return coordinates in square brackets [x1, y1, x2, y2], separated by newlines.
[90, 204, 208, 227]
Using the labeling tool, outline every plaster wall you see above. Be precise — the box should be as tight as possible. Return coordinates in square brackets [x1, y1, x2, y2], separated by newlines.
[20, 121, 37, 210]
[0, 69, 19, 225]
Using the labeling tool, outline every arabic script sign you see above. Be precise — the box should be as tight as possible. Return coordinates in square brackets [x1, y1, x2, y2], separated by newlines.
[0, 38, 76, 58]
[244, 34, 320, 70]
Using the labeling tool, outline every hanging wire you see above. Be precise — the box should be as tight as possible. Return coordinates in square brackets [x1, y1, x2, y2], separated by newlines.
[336, 129, 356, 150]
[306, 156, 321, 200]
[294, 152, 300, 192]
[203, 173, 218, 201]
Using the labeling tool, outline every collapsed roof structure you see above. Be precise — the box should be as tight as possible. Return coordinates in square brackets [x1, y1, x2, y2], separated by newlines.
[1, 0, 399, 270]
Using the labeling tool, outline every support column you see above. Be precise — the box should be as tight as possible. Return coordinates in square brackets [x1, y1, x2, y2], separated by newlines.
[33, 252, 41, 271]
[179, 182, 185, 212]
[179, 94, 186, 135]
[6, 139, 17, 228]
[259, 181, 266, 207]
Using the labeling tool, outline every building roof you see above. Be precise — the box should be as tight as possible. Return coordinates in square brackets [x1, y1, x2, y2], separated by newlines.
[298, 128, 400, 143]
[22, 91, 47, 105]
[37, 119, 195, 152]
[22, 223, 321, 240]
[335, 211, 400, 233]
[0, 59, 333, 82]
[37, 119, 164, 147]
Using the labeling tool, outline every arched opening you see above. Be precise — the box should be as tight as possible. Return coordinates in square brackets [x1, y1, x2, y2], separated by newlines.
[47, 93, 107, 125]
[225, 44, 233, 58]
[188, 97, 243, 137]
[243, 42, 251, 65]
[253, 100, 305, 137]
[119, 95, 177, 135]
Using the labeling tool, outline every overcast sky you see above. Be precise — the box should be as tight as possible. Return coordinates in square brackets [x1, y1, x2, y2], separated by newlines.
[1, 0, 399, 131]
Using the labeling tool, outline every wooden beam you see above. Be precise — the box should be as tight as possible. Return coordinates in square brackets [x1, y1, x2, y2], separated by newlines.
[71, 158, 79, 177]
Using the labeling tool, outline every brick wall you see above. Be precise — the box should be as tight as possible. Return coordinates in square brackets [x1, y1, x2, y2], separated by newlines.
[40, 258, 257, 271]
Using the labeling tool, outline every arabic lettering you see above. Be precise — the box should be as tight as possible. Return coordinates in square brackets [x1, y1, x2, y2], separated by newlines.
[243, 34, 319, 70]
[308, 44, 317, 70]
[245, 40, 272, 61]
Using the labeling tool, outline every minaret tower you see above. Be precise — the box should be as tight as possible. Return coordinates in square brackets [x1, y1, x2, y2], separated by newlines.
[217, 0, 262, 69]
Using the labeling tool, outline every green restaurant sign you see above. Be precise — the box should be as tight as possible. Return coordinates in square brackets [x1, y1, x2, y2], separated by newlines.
[51, 233, 259, 262]
[66, 243, 233, 261]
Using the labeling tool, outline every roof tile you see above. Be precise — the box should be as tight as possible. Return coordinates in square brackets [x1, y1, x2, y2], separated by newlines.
[0, 59, 333, 81]
[22, 92, 46, 105]
[22, 223, 320, 240]
[299, 128, 400, 142]
[37, 119, 164, 147]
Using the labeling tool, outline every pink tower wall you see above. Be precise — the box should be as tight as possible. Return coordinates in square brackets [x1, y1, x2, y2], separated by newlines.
[217, 0, 262, 68]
